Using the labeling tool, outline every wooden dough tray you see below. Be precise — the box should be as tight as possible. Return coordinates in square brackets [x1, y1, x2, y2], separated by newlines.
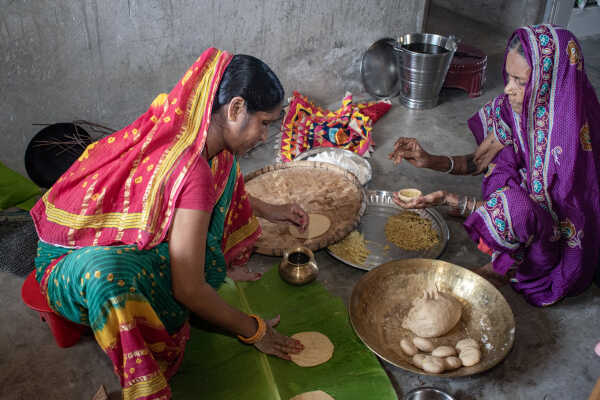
[245, 161, 366, 256]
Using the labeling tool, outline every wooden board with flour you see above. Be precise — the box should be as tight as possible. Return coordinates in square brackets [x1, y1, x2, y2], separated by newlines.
[244, 161, 365, 256]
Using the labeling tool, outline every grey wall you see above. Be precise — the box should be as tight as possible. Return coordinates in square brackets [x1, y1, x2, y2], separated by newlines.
[0, 0, 426, 175]
[431, 0, 546, 36]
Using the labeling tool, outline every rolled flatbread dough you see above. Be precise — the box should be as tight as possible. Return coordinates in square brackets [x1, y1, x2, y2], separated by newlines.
[289, 214, 331, 239]
[290, 331, 334, 367]
[289, 390, 335, 400]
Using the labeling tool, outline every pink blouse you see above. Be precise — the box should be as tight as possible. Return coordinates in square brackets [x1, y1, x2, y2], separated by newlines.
[175, 156, 217, 211]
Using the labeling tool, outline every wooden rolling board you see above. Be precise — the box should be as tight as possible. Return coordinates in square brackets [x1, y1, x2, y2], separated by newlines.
[245, 161, 366, 256]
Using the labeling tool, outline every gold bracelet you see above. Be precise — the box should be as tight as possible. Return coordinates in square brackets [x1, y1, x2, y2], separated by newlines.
[237, 314, 267, 344]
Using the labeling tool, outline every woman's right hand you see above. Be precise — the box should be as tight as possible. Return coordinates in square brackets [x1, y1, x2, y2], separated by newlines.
[388, 138, 432, 168]
[254, 315, 304, 360]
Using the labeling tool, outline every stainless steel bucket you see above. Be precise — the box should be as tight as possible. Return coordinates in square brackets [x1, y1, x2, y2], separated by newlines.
[394, 33, 457, 109]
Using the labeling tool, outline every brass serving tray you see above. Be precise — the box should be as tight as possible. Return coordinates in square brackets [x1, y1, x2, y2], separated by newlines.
[349, 259, 515, 377]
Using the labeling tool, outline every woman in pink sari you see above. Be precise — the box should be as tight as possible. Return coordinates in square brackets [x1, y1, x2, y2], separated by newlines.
[391, 25, 600, 306]
[31, 49, 307, 399]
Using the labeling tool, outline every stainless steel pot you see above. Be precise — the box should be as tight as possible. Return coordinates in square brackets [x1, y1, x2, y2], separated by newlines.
[404, 387, 456, 400]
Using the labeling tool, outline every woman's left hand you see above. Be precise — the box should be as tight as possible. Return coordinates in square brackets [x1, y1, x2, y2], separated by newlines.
[392, 190, 448, 209]
[263, 203, 308, 231]
[473, 134, 504, 174]
[254, 315, 304, 360]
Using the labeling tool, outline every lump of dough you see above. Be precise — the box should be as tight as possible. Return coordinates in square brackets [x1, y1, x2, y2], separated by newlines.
[402, 287, 462, 338]
[412, 353, 427, 369]
[400, 338, 418, 356]
[458, 347, 481, 367]
[412, 337, 434, 352]
[422, 356, 445, 374]
[444, 356, 462, 370]
[455, 338, 479, 352]
[431, 345, 456, 358]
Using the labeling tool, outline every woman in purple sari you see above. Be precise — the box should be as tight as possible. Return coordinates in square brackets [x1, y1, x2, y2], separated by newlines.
[390, 25, 600, 306]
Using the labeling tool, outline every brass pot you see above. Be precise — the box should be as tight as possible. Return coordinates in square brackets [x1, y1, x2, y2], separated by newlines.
[279, 246, 319, 285]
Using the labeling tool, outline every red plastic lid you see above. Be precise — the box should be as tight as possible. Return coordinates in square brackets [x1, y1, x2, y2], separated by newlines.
[21, 271, 52, 312]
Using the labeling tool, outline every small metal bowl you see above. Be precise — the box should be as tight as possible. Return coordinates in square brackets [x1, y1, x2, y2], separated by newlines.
[279, 246, 319, 285]
[404, 387, 455, 400]
[396, 188, 423, 202]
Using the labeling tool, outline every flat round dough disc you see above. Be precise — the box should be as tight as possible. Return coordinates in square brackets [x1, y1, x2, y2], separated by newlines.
[289, 214, 331, 239]
[290, 331, 334, 367]
[290, 390, 335, 400]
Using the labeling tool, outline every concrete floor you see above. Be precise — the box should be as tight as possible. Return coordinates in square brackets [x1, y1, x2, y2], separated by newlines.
[2, 6, 600, 400]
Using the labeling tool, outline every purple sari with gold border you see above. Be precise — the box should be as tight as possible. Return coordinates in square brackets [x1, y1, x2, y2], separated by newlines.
[464, 25, 600, 306]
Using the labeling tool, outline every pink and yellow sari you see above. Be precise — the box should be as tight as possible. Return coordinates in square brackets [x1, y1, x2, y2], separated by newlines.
[30, 48, 261, 399]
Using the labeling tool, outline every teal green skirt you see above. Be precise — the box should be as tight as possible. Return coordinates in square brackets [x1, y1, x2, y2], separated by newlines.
[35, 241, 189, 333]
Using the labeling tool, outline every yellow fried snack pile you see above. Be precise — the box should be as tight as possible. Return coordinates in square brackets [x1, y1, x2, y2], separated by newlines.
[328, 230, 370, 265]
[384, 211, 439, 251]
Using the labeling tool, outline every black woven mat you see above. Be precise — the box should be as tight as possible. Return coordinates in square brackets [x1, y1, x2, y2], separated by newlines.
[0, 214, 37, 276]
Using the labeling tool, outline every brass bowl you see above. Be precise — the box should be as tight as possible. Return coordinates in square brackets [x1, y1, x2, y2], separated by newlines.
[279, 246, 319, 285]
[349, 259, 515, 377]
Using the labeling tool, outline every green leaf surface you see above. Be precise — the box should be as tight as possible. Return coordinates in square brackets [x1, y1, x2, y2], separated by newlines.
[0, 161, 41, 211]
[171, 267, 397, 400]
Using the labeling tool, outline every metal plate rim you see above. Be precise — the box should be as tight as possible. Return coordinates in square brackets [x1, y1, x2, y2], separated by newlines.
[294, 147, 373, 186]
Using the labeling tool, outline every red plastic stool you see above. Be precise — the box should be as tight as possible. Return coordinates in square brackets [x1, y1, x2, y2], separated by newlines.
[443, 43, 488, 98]
[21, 271, 88, 348]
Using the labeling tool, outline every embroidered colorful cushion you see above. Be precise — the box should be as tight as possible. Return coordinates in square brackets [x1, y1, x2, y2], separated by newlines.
[279, 91, 391, 162]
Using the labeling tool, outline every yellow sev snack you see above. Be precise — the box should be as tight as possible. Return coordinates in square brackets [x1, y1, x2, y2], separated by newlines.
[328, 230, 370, 265]
[384, 211, 439, 251]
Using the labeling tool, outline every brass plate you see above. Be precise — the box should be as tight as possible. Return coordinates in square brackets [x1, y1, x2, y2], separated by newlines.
[349, 259, 515, 377]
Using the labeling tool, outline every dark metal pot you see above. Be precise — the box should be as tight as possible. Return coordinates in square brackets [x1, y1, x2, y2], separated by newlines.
[25, 123, 92, 189]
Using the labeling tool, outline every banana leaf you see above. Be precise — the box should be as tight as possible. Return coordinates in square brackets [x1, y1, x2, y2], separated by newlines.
[0, 161, 42, 211]
[171, 266, 397, 400]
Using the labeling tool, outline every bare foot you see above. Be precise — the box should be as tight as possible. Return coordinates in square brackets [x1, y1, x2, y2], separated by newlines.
[227, 266, 262, 282]
[474, 263, 508, 288]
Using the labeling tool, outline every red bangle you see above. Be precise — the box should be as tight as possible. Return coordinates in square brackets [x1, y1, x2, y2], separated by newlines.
[237, 314, 266, 344]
